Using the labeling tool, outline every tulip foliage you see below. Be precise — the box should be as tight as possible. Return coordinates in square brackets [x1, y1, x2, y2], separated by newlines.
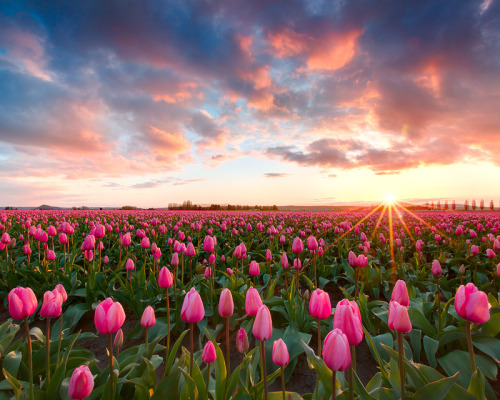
[0, 209, 500, 399]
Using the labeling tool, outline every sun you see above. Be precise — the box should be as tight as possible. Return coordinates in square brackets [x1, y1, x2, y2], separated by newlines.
[384, 193, 396, 203]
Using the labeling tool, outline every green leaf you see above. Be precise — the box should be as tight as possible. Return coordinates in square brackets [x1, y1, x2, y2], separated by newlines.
[165, 329, 189, 376]
[411, 372, 459, 400]
[2, 351, 22, 378]
[2, 368, 21, 400]
[409, 329, 422, 363]
[151, 366, 181, 399]
[438, 350, 497, 385]
[479, 309, 500, 337]
[268, 392, 304, 399]
[408, 308, 436, 337]
[423, 335, 439, 368]
[467, 368, 485, 400]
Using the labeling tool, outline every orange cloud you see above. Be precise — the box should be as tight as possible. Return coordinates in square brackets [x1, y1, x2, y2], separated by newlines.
[267, 28, 363, 72]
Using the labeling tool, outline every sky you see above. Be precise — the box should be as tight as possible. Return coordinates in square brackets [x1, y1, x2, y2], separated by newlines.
[1, 0, 500, 208]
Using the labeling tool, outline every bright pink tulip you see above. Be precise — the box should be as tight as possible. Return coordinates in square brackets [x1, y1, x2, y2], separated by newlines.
[203, 235, 215, 252]
[186, 242, 195, 257]
[8, 287, 37, 319]
[308, 236, 318, 251]
[158, 266, 173, 288]
[208, 253, 216, 264]
[121, 232, 132, 246]
[322, 329, 351, 371]
[292, 237, 304, 254]
[219, 288, 234, 317]
[141, 306, 156, 328]
[281, 253, 289, 268]
[348, 251, 357, 267]
[471, 245, 479, 255]
[46, 249, 56, 261]
[391, 280, 410, 307]
[309, 289, 332, 320]
[293, 258, 302, 270]
[388, 301, 412, 333]
[94, 298, 126, 334]
[226, 267, 233, 275]
[68, 365, 94, 399]
[94, 224, 105, 239]
[59, 233, 68, 244]
[249, 260, 260, 276]
[333, 299, 363, 346]
[202, 341, 217, 363]
[454, 283, 490, 324]
[236, 328, 249, 353]
[266, 249, 272, 261]
[1, 232, 11, 244]
[181, 288, 205, 323]
[103, 255, 109, 264]
[272, 339, 289, 367]
[140, 237, 150, 249]
[245, 286, 263, 316]
[23, 244, 32, 255]
[253, 305, 273, 341]
[280, 235, 286, 243]
[204, 267, 211, 278]
[497, 263, 500, 276]
[486, 249, 496, 258]
[432, 260, 442, 275]
[55, 284, 68, 302]
[40, 289, 63, 318]
[125, 258, 134, 271]
[357, 254, 368, 268]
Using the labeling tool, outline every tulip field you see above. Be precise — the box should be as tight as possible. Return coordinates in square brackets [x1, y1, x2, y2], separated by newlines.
[1, 207, 500, 400]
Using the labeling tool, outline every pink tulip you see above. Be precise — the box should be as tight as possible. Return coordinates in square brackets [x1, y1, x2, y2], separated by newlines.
[497, 263, 500, 276]
[226, 267, 233, 275]
[125, 258, 135, 271]
[158, 266, 173, 288]
[203, 235, 215, 252]
[204, 267, 211, 278]
[181, 288, 205, 323]
[333, 299, 363, 346]
[253, 305, 273, 341]
[140, 237, 150, 249]
[186, 242, 195, 257]
[293, 258, 302, 270]
[94, 298, 126, 334]
[141, 306, 156, 328]
[171, 252, 179, 266]
[309, 289, 332, 320]
[266, 249, 272, 261]
[59, 233, 68, 244]
[388, 301, 412, 333]
[486, 249, 496, 258]
[1, 232, 11, 244]
[292, 237, 304, 254]
[272, 339, 289, 366]
[236, 328, 249, 353]
[208, 253, 216, 264]
[202, 341, 217, 363]
[245, 286, 263, 316]
[391, 280, 410, 307]
[348, 251, 357, 267]
[114, 329, 124, 350]
[281, 253, 289, 268]
[249, 260, 260, 276]
[357, 254, 368, 268]
[308, 236, 318, 251]
[218, 288, 234, 317]
[55, 284, 68, 302]
[40, 289, 63, 318]
[68, 365, 94, 399]
[103, 255, 109, 264]
[121, 232, 132, 246]
[46, 249, 56, 261]
[8, 287, 37, 319]
[23, 244, 32, 255]
[454, 283, 490, 324]
[432, 260, 442, 275]
[322, 329, 351, 371]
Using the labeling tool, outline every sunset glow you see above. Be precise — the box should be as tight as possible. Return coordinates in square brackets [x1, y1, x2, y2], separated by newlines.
[1, 1, 500, 208]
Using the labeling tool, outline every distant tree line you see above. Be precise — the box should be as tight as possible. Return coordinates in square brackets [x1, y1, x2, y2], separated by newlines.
[423, 200, 496, 211]
[167, 200, 278, 211]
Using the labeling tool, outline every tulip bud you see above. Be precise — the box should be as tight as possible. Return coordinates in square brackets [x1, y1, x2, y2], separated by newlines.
[333, 299, 363, 346]
[68, 365, 94, 399]
[388, 301, 412, 333]
[454, 283, 490, 324]
[94, 298, 126, 335]
[391, 280, 410, 307]
[181, 288, 205, 323]
[272, 338, 289, 367]
[309, 289, 331, 320]
[253, 305, 273, 341]
[218, 288, 234, 317]
[236, 328, 249, 353]
[322, 329, 351, 371]
[158, 266, 173, 288]
[125, 258, 135, 271]
[432, 260, 442, 276]
[141, 306, 156, 328]
[245, 286, 263, 316]
[202, 341, 217, 363]
[8, 287, 37, 320]
[114, 328, 124, 350]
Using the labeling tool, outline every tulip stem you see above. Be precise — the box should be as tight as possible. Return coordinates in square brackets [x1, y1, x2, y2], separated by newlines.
[466, 321, 476, 372]
[398, 332, 405, 400]
[313, 253, 317, 288]
[145, 327, 149, 348]
[436, 276, 441, 334]
[354, 267, 358, 299]
[281, 366, 285, 400]
[332, 370, 336, 400]
[206, 362, 211, 400]
[57, 314, 63, 365]
[260, 340, 268, 400]
[109, 333, 114, 400]
[226, 317, 230, 378]
[46, 318, 51, 385]
[190, 323, 194, 377]
[295, 257, 299, 296]
[25, 319, 34, 400]
[166, 288, 171, 361]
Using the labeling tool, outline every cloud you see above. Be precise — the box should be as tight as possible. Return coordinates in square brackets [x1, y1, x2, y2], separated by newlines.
[172, 178, 205, 186]
[264, 172, 290, 178]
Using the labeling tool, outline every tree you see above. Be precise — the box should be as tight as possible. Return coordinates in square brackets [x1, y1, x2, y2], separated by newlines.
[480, 199, 484, 211]
[425, 202, 429, 209]
[431, 201, 435, 210]
[471, 199, 476, 210]
[464, 200, 469, 210]
[437, 200, 441, 209]
[452, 200, 456, 210]
[490, 200, 494, 211]
[444, 200, 449, 210]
